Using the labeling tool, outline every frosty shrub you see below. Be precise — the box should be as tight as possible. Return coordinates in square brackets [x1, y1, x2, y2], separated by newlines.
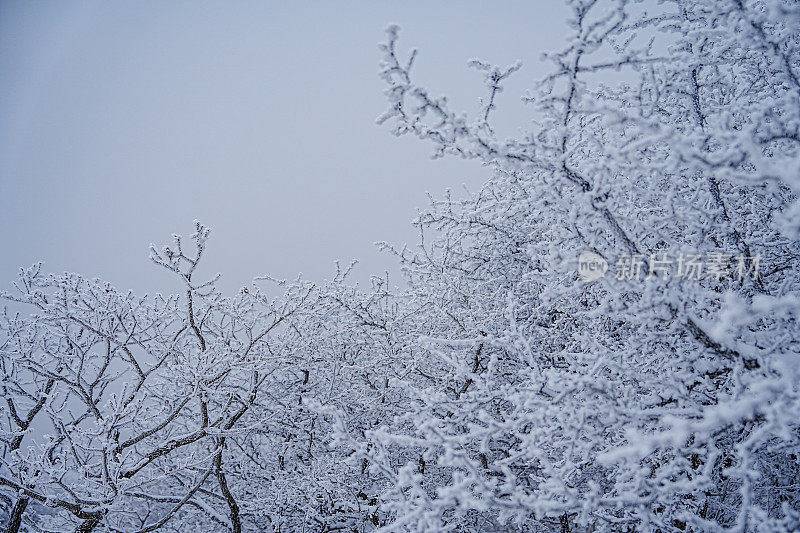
[328, 0, 800, 531]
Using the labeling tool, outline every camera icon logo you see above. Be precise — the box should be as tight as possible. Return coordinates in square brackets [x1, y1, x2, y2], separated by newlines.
[577, 251, 608, 282]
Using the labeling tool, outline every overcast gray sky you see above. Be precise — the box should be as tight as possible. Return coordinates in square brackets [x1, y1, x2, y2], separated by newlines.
[0, 1, 570, 295]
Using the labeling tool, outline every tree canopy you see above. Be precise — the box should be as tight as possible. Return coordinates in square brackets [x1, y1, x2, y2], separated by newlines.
[2, 1, 799, 531]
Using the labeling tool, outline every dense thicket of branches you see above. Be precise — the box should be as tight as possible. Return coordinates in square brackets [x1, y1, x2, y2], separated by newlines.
[2, 1, 799, 531]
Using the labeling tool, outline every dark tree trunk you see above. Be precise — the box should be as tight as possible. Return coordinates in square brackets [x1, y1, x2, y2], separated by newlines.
[3, 497, 29, 533]
[74, 516, 100, 533]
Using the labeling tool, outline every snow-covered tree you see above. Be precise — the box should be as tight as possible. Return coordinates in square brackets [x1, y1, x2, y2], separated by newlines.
[0, 223, 315, 532]
[324, 1, 800, 531]
[229, 268, 412, 531]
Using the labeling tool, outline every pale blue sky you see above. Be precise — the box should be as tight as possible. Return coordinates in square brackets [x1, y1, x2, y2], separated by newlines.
[0, 2, 569, 294]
